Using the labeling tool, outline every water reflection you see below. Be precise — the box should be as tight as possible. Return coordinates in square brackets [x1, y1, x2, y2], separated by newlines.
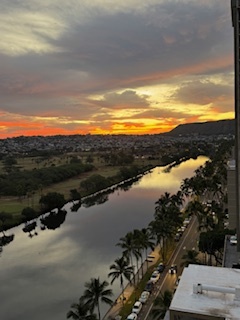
[0, 234, 14, 245]
[40, 209, 67, 230]
[71, 200, 82, 212]
[0, 234, 14, 253]
[0, 156, 208, 320]
[22, 220, 38, 238]
[80, 175, 143, 208]
[82, 191, 111, 208]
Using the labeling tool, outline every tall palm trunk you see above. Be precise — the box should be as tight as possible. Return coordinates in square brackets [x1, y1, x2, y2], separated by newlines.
[120, 282, 125, 306]
[97, 302, 101, 320]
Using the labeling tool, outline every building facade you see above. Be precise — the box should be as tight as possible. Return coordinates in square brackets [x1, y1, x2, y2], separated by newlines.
[231, 0, 240, 252]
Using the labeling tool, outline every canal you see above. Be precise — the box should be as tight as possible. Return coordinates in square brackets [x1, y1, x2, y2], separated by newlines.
[0, 156, 208, 320]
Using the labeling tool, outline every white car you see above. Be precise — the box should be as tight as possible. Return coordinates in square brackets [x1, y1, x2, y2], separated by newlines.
[230, 235, 237, 245]
[127, 313, 138, 320]
[132, 301, 142, 314]
[150, 270, 160, 283]
[139, 291, 150, 304]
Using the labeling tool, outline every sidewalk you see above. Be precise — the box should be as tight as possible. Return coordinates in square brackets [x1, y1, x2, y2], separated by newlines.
[103, 245, 161, 320]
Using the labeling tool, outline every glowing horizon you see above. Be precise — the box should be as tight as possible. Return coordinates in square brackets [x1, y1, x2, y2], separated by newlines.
[0, 0, 234, 139]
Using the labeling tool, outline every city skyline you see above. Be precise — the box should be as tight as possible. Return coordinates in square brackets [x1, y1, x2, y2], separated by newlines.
[0, 0, 235, 138]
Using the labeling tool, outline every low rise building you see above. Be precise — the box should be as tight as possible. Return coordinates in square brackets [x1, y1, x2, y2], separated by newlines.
[169, 264, 240, 320]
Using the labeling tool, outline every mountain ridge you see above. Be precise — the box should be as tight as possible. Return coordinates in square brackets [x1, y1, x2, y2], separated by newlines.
[165, 119, 235, 136]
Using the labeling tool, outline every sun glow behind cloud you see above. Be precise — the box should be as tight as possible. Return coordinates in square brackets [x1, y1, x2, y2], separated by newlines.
[0, 0, 235, 138]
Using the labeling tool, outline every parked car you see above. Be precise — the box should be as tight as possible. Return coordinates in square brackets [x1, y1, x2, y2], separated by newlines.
[175, 276, 181, 286]
[150, 270, 160, 283]
[127, 313, 138, 320]
[144, 280, 154, 293]
[180, 226, 186, 233]
[157, 262, 165, 273]
[230, 235, 237, 245]
[174, 233, 181, 242]
[173, 276, 182, 292]
[183, 218, 190, 227]
[139, 291, 150, 304]
[177, 228, 183, 236]
[169, 264, 177, 274]
[132, 301, 142, 314]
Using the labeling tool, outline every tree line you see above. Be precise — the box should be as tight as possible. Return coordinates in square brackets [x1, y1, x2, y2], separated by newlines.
[0, 140, 234, 319]
[66, 141, 234, 320]
[0, 162, 94, 197]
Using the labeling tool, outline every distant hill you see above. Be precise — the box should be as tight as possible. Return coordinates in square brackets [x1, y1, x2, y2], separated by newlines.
[165, 119, 235, 136]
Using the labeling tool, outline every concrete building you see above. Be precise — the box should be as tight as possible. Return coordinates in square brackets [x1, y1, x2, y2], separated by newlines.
[227, 159, 237, 229]
[167, 5, 240, 320]
[169, 264, 240, 320]
[231, 0, 240, 252]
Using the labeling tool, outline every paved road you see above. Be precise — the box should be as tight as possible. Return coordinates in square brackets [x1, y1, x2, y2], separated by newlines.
[104, 216, 199, 320]
[140, 216, 199, 320]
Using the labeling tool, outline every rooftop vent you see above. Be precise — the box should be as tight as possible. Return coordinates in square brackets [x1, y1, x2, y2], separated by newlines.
[193, 283, 240, 301]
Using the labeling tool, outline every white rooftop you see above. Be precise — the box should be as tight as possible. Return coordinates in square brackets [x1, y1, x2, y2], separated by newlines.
[170, 264, 240, 319]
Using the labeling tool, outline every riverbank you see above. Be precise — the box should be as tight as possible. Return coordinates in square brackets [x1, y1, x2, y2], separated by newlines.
[0, 164, 156, 231]
[0, 157, 210, 320]
[0, 154, 203, 232]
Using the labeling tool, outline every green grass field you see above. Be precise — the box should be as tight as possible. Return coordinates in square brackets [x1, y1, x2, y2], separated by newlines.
[0, 152, 161, 230]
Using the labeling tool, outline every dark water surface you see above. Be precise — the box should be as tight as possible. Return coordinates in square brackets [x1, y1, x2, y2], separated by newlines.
[0, 156, 207, 320]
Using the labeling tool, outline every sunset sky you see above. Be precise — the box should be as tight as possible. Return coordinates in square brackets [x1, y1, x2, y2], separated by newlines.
[0, 0, 235, 138]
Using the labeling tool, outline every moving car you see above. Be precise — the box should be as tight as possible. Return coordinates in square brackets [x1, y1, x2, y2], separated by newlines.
[139, 291, 150, 304]
[132, 301, 142, 314]
[150, 270, 160, 283]
[169, 264, 177, 274]
[127, 313, 138, 320]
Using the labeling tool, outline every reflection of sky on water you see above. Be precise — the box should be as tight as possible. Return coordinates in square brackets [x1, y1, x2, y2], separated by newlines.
[137, 157, 208, 190]
[0, 156, 207, 320]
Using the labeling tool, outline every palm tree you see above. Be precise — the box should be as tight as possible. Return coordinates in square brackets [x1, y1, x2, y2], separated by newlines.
[131, 229, 145, 281]
[171, 190, 184, 208]
[185, 199, 206, 226]
[116, 231, 139, 284]
[151, 290, 172, 320]
[66, 298, 97, 320]
[181, 249, 200, 267]
[149, 215, 175, 261]
[81, 278, 113, 320]
[137, 228, 155, 271]
[108, 256, 134, 304]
